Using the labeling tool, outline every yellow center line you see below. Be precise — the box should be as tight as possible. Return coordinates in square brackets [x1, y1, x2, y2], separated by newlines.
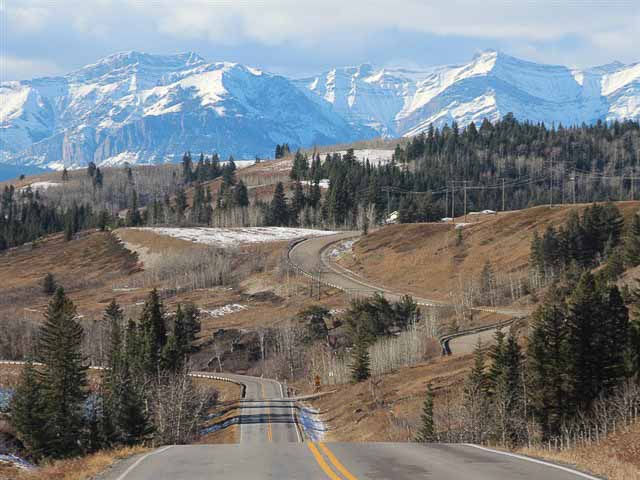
[262, 383, 273, 442]
[307, 442, 342, 480]
[318, 443, 359, 480]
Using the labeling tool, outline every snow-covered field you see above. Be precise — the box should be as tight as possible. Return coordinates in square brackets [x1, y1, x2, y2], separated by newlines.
[20, 181, 61, 192]
[327, 149, 395, 165]
[138, 227, 337, 247]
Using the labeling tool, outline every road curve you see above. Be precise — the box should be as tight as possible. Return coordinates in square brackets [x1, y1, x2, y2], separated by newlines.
[288, 232, 529, 355]
[206, 372, 302, 443]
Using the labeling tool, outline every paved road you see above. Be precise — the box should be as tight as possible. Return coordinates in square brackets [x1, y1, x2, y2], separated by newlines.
[102, 440, 599, 479]
[208, 372, 301, 443]
[289, 232, 529, 355]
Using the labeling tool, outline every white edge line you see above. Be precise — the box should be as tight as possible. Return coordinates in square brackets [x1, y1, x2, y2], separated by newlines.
[115, 445, 172, 480]
[463, 444, 602, 480]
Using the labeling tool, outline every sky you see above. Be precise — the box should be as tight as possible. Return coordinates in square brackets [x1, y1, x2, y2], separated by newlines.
[1, 0, 639, 81]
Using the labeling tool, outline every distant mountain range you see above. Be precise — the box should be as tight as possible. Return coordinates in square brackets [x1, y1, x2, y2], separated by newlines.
[1, 50, 639, 169]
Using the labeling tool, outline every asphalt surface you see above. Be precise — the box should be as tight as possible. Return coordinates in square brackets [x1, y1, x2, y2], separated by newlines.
[289, 232, 529, 355]
[102, 441, 599, 479]
[97, 234, 598, 479]
[210, 372, 301, 443]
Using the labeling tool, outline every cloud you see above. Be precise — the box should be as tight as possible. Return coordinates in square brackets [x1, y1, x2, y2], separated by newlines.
[0, 55, 62, 80]
[1, 0, 639, 80]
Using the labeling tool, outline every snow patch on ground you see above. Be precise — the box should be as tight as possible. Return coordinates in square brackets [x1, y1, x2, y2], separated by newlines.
[328, 239, 356, 260]
[202, 304, 248, 318]
[20, 181, 62, 192]
[298, 402, 328, 441]
[328, 149, 394, 165]
[138, 227, 337, 247]
[0, 454, 34, 470]
[301, 179, 330, 189]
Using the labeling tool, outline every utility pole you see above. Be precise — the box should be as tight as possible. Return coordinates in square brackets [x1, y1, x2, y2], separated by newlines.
[561, 161, 565, 204]
[502, 178, 505, 212]
[445, 185, 448, 220]
[549, 157, 553, 209]
[386, 188, 390, 221]
[451, 181, 455, 223]
[463, 181, 467, 222]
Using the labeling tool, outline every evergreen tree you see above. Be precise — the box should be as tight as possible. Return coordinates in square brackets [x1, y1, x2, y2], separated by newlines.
[464, 339, 489, 442]
[42, 272, 57, 296]
[350, 332, 371, 383]
[565, 272, 604, 413]
[37, 288, 88, 458]
[139, 289, 167, 376]
[10, 359, 47, 459]
[234, 181, 249, 208]
[268, 182, 289, 226]
[182, 303, 201, 347]
[416, 384, 436, 442]
[624, 213, 640, 267]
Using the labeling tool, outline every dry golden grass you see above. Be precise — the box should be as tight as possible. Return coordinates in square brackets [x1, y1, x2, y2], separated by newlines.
[342, 202, 640, 304]
[298, 353, 472, 442]
[519, 422, 640, 480]
[0, 230, 140, 322]
[1, 446, 148, 480]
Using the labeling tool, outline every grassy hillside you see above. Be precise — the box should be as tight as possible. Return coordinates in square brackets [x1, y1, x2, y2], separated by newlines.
[340, 201, 640, 306]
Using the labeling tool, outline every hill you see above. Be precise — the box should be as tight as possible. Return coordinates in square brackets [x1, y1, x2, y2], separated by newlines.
[338, 202, 640, 307]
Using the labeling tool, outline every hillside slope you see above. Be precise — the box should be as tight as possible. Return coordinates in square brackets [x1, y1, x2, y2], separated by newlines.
[339, 202, 640, 304]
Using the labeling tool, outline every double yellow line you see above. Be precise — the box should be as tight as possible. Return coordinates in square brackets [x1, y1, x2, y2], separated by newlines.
[261, 384, 273, 442]
[307, 442, 358, 480]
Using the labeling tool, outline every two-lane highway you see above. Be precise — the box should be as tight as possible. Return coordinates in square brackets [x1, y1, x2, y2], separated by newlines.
[211, 372, 301, 443]
[102, 440, 600, 479]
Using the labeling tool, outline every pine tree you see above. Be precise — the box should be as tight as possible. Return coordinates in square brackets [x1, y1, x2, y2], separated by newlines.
[10, 359, 47, 459]
[416, 384, 436, 442]
[624, 213, 640, 267]
[37, 288, 88, 458]
[464, 339, 488, 442]
[139, 289, 167, 376]
[234, 181, 249, 208]
[42, 272, 57, 296]
[350, 332, 371, 383]
[565, 271, 603, 413]
[268, 182, 289, 226]
[182, 303, 201, 347]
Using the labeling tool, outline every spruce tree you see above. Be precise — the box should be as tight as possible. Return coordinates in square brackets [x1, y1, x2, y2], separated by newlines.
[10, 359, 47, 459]
[464, 339, 488, 442]
[37, 287, 88, 458]
[565, 272, 603, 413]
[42, 272, 57, 296]
[624, 213, 640, 267]
[139, 289, 166, 376]
[416, 384, 436, 442]
[269, 182, 289, 226]
[350, 332, 371, 383]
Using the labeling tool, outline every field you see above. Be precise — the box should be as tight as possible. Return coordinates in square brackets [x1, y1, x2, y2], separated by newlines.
[340, 202, 640, 305]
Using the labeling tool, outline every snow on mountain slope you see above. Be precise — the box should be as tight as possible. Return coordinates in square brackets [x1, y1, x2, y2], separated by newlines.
[0, 52, 375, 169]
[301, 50, 638, 138]
[2, 50, 640, 169]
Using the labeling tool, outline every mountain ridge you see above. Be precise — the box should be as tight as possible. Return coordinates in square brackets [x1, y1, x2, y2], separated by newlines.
[1, 50, 639, 169]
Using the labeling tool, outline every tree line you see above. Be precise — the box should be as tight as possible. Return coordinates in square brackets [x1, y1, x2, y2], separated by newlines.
[10, 288, 209, 462]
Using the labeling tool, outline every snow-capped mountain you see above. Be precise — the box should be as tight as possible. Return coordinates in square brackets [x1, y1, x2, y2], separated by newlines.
[0, 51, 375, 169]
[1, 50, 640, 169]
[298, 50, 640, 137]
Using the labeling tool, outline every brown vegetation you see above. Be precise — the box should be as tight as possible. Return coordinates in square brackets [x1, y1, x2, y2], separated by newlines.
[341, 202, 640, 305]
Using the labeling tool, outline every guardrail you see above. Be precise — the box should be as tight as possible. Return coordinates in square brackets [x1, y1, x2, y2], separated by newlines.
[0, 361, 247, 398]
[437, 317, 522, 355]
